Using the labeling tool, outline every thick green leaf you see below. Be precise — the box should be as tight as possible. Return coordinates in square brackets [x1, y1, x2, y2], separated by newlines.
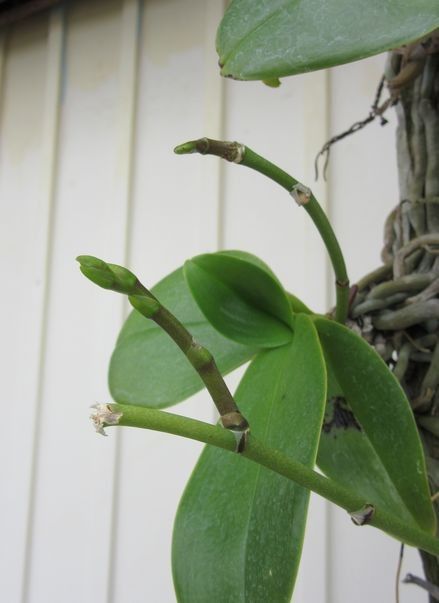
[109, 267, 256, 408]
[287, 291, 312, 315]
[318, 357, 417, 527]
[221, 251, 312, 314]
[315, 316, 435, 533]
[217, 0, 439, 80]
[173, 314, 326, 602]
[184, 250, 294, 347]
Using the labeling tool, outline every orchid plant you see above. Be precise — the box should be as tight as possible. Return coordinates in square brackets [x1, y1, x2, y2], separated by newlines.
[78, 1, 439, 601]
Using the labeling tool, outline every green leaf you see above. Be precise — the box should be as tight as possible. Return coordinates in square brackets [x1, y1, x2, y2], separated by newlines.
[317, 358, 417, 527]
[217, 0, 439, 81]
[109, 267, 256, 408]
[315, 316, 435, 533]
[184, 250, 294, 347]
[287, 291, 312, 315]
[173, 314, 326, 602]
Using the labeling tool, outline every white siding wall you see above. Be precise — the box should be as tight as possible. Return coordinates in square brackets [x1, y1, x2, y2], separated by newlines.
[0, 1, 427, 601]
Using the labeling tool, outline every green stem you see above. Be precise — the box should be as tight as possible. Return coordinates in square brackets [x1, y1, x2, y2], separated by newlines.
[175, 137, 350, 324]
[105, 402, 439, 556]
[76, 255, 249, 440]
[146, 303, 249, 437]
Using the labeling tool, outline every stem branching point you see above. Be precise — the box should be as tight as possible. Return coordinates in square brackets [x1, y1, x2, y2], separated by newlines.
[78, 256, 249, 447]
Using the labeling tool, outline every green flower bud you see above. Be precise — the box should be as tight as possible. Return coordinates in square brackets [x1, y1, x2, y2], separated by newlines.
[77, 255, 113, 288]
[107, 263, 139, 294]
[76, 255, 140, 295]
[129, 294, 160, 318]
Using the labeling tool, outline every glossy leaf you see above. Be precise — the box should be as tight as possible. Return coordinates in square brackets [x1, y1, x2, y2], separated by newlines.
[315, 316, 435, 533]
[287, 291, 312, 315]
[220, 251, 312, 313]
[217, 0, 439, 81]
[109, 267, 256, 408]
[184, 250, 294, 347]
[317, 357, 417, 527]
[173, 314, 326, 602]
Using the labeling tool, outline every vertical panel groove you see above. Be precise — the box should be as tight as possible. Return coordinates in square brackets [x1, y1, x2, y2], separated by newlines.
[107, 1, 142, 600]
[204, 0, 226, 424]
[0, 30, 6, 118]
[304, 70, 335, 603]
[322, 69, 334, 603]
[21, 8, 65, 602]
[323, 69, 332, 314]
[200, 0, 226, 253]
[324, 68, 333, 603]
[0, 27, 8, 188]
[324, 69, 335, 311]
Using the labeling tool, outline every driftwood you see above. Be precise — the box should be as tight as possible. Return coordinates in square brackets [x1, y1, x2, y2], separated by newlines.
[350, 31, 439, 598]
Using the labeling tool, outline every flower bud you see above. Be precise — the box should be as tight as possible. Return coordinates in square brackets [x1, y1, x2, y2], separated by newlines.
[77, 255, 140, 295]
[129, 294, 160, 318]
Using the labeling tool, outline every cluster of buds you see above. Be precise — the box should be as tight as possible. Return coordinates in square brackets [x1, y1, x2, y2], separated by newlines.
[77, 255, 160, 318]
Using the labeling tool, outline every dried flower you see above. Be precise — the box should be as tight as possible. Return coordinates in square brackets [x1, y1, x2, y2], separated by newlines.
[90, 403, 123, 436]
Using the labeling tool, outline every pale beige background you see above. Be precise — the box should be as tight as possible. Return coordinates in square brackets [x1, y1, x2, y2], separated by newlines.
[0, 0, 426, 601]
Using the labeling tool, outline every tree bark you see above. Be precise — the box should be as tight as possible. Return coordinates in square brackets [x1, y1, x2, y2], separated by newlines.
[350, 31, 439, 600]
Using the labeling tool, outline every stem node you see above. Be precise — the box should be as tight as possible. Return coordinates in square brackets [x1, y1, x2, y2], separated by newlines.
[290, 183, 312, 206]
[350, 504, 375, 526]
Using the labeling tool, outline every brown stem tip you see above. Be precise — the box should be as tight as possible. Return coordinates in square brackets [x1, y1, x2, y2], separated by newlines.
[174, 138, 245, 163]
